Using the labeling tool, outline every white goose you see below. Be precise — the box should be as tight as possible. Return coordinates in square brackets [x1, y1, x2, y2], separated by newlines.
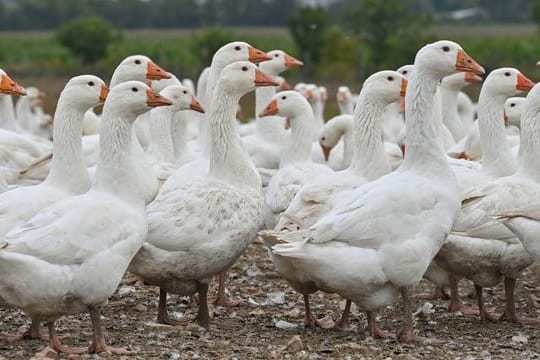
[434, 81, 540, 325]
[263, 70, 407, 329]
[336, 86, 355, 115]
[260, 41, 484, 341]
[129, 62, 274, 327]
[0, 81, 172, 354]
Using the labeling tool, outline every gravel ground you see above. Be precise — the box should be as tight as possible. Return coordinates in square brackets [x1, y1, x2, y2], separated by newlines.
[0, 241, 539, 359]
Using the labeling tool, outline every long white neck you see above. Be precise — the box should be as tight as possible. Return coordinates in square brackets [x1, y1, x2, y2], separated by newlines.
[15, 96, 34, 133]
[209, 84, 261, 189]
[336, 116, 354, 167]
[147, 107, 175, 164]
[43, 98, 90, 193]
[171, 111, 189, 162]
[401, 68, 452, 176]
[477, 90, 517, 176]
[255, 86, 288, 142]
[348, 95, 391, 180]
[338, 99, 354, 115]
[0, 95, 17, 131]
[280, 102, 314, 166]
[441, 86, 467, 141]
[94, 109, 143, 206]
[516, 101, 540, 181]
[310, 100, 324, 140]
[457, 92, 475, 131]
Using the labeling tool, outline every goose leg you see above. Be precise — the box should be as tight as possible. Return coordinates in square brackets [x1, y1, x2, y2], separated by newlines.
[195, 282, 210, 328]
[397, 287, 422, 342]
[475, 284, 500, 322]
[366, 311, 394, 339]
[21, 320, 48, 341]
[447, 275, 478, 315]
[303, 293, 320, 327]
[334, 300, 351, 329]
[499, 277, 540, 325]
[208, 271, 244, 307]
[88, 306, 132, 355]
[416, 286, 450, 300]
[157, 288, 185, 326]
[47, 321, 86, 354]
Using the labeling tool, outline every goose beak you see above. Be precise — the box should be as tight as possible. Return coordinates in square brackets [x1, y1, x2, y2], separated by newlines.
[464, 72, 483, 83]
[284, 54, 304, 68]
[0, 74, 26, 96]
[254, 69, 279, 87]
[399, 98, 406, 113]
[284, 117, 291, 130]
[516, 73, 535, 92]
[189, 96, 205, 113]
[279, 80, 291, 90]
[147, 61, 171, 80]
[337, 91, 347, 102]
[304, 89, 313, 100]
[259, 99, 278, 117]
[400, 78, 408, 97]
[503, 111, 509, 126]
[99, 85, 109, 103]
[146, 89, 172, 108]
[321, 145, 332, 162]
[248, 47, 272, 64]
[455, 50, 485, 75]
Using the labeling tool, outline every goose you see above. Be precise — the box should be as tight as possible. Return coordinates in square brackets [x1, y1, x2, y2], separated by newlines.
[457, 91, 477, 131]
[15, 87, 45, 136]
[336, 86, 355, 115]
[128, 62, 274, 327]
[381, 65, 411, 145]
[260, 41, 484, 341]
[504, 97, 525, 129]
[304, 84, 325, 139]
[242, 50, 303, 170]
[0, 81, 172, 354]
[82, 109, 101, 135]
[263, 70, 407, 329]
[434, 81, 540, 325]
[262, 91, 333, 229]
[0, 75, 108, 339]
[441, 71, 483, 142]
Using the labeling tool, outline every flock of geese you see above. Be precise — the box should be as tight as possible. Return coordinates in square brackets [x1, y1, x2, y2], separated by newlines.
[0, 38, 538, 355]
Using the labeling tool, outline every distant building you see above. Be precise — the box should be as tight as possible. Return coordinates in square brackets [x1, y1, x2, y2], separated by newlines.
[438, 7, 490, 21]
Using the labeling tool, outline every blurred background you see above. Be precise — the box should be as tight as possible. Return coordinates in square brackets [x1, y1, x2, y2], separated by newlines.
[0, 0, 538, 118]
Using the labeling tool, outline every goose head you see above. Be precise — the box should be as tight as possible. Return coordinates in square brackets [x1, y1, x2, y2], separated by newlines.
[105, 81, 172, 118]
[396, 64, 414, 79]
[260, 50, 303, 75]
[482, 68, 535, 97]
[294, 82, 307, 95]
[59, 75, 108, 110]
[318, 115, 352, 161]
[182, 78, 196, 94]
[218, 61, 278, 96]
[213, 42, 271, 67]
[362, 70, 407, 105]
[415, 40, 484, 78]
[259, 90, 310, 121]
[0, 69, 26, 96]
[442, 71, 483, 91]
[504, 97, 525, 127]
[111, 55, 171, 86]
[159, 85, 205, 113]
[303, 84, 321, 104]
[337, 86, 353, 104]
[319, 86, 328, 102]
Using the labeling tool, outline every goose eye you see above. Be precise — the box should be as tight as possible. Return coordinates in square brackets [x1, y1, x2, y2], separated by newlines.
[282, 96, 286, 100]
[235, 46, 241, 51]
[132, 87, 138, 92]
[241, 66, 248, 71]
[505, 72, 511, 77]
[134, 59, 141, 65]
[88, 81, 95, 86]
[442, 46, 450, 52]
[183, 90, 187, 94]
[511, 103, 515, 107]
[402, 71, 407, 75]
[387, 76, 394, 81]
[321, 136, 326, 141]
[274, 54, 279, 58]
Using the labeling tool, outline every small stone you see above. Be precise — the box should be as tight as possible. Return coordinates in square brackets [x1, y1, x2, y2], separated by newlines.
[512, 335, 528, 344]
[265, 292, 286, 305]
[395, 355, 419, 360]
[246, 264, 264, 277]
[334, 343, 368, 352]
[285, 335, 304, 352]
[286, 308, 301, 318]
[135, 304, 148, 312]
[169, 352, 181, 360]
[118, 286, 136, 296]
[275, 320, 298, 329]
[34, 347, 59, 360]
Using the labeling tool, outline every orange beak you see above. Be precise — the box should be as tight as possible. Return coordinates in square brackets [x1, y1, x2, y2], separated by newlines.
[321, 145, 332, 162]
[284, 117, 291, 130]
[464, 72, 483, 84]
[400, 78, 407, 97]
[0, 73, 26, 96]
[255, 69, 279, 87]
[516, 73, 535, 92]
[99, 85, 109, 103]
[503, 111, 509, 126]
[279, 80, 291, 90]
[337, 91, 347, 102]
[146, 89, 172, 108]
[284, 53, 304, 68]
[259, 99, 278, 117]
[248, 47, 272, 64]
[189, 96, 205, 113]
[455, 50, 485, 75]
[399, 98, 406, 113]
[304, 89, 313, 100]
[146, 61, 171, 80]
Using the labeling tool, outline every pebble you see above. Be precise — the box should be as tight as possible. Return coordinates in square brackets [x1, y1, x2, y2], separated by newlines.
[285, 335, 304, 352]
[511, 335, 528, 344]
[275, 320, 298, 329]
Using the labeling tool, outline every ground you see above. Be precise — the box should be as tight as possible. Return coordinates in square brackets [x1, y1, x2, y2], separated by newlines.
[0, 242, 538, 359]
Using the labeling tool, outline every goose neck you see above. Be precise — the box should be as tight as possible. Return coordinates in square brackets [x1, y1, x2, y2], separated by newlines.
[517, 103, 540, 181]
[0, 95, 17, 131]
[171, 111, 189, 161]
[255, 86, 287, 141]
[441, 86, 466, 141]
[44, 98, 90, 193]
[280, 104, 314, 166]
[147, 107, 175, 164]
[348, 95, 390, 180]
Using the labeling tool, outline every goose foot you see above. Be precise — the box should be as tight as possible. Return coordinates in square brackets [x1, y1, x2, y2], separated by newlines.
[303, 293, 334, 328]
[497, 312, 540, 325]
[209, 271, 244, 307]
[89, 306, 132, 355]
[492, 277, 539, 324]
[47, 322, 86, 354]
[366, 311, 394, 339]
[333, 300, 351, 330]
[397, 329, 424, 343]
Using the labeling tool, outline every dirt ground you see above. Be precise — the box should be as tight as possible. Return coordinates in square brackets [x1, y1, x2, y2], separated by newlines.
[0, 241, 538, 360]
